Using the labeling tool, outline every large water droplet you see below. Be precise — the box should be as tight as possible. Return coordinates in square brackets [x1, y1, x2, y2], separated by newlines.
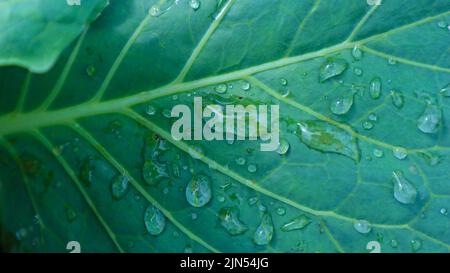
[296, 120, 359, 161]
[353, 220, 371, 234]
[111, 174, 130, 200]
[144, 205, 165, 236]
[392, 170, 417, 204]
[369, 77, 382, 99]
[253, 213, 274, 246]
[149, 6, 162, 17]
[281, 215, 311, 231]
[417, 104, 442, 134]
[319, 58, 348, 82]
[218, 207, 247, 235]
[185, 174, 212, 207]
[330, 92, 354, 115]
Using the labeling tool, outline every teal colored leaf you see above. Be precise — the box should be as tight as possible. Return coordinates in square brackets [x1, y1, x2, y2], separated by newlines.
[0, 0, 450, 253]
[0, 0, 109, 73]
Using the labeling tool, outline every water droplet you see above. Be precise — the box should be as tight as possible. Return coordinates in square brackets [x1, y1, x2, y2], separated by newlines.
[392, 170, 417, 205]
[417, 104, 442, 134]
[319, 58, 348, 82]
[440, 84, 450, 97]
[144, 205, 165, 236]
[368, 113, 378, 122]
[418, 152, 441, 166]
[353, 220, 371, 234]
[217, 195, 225, 203]
[189, 0, 200, 11]
[296, 120, 360, 161]
[352, 45, 363, 60]
[362, 121, 374, 130]
[440, 208, 448, 215]
[215, 83, 228, 94]
[191, 213, 198, 220]
[388, 58, 397, 65]
[149, 6, 162, 17]
[330, 92, 354, 115]
[410, 239, 422, 252]
[280, 78, 288, 86]
[185, 173, 212, 207]
[281, 215, 311, 231]
[390, 90, 404, 109]
[369, 77, 382, 99]
[240, 81, 251, 91]
[276, 139, 290, 155]
[111, 174, 130, 200]
[86, 65, 96, 77]
[79, 157, 95, 187]
[253, 213, 274, 246]
[143, 160, 169, 186]
[145, 105, 156, 116]
[276, 207, 286, 216]
[247, 164, 257, 173]
[218, 207, 247, 235]
[15, 228, 27, 241]
[437, 20, 447, 29]
[353, 67, 363, 76]
[390, 239, 398, 248]
[184, 244, 194, 253]
[235, 157, 246, 165]
[373, 149, 384, 158]
[393, 147, 408, 160]
[162, 109, 172, 118]
[248, 196, 259, 206]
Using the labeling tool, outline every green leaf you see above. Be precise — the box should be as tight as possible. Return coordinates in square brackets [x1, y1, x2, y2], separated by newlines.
[1, 0, 450, 253]
[0, 0, 109, 73]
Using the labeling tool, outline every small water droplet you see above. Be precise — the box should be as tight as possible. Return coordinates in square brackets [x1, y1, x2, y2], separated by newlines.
[437, 20, 447, 29]
[353, 220, 371, 234]
[417, 104, 442, 134]
[247, 164, 257, 173]
[352, 45, 363, 60]
[185, 173, 212, 207]
[369, 77, 382, 99]
[280, 78, 288, 86]
[144, 205, 165, 236]
[149, 6, 162, 17]
[440, 84, 450, 97]
[240, 80, 251, 91]
[86, 65, 96, 77]
[390, 90, 404, 109]
[253, 213, 274, 246]
[281, 215, 311, 231]
[276, 207, 286, 216]
[392, 170, 417, 205]
[373, 149, 384, 158]
[189, 0, 201, 11]
[65, 205, 77, 222]
[353, 67, 363, 76]
[276, 139, 290, 155]
[235, 157, 246, 165]
[319, 58, 348, 82]
[393, 147, 408, 160]
[191, 213, 198, 220]
[368, 113, 378, 122]
[79, 157, 95, 187]
[410, 239, 422, 252]
[215, 83, 228, 94]
[145, 105, 156, 116]
[390, 239, 398, 248]
[330, 92, 354, 115]
[388, 58, 397, 65]
[162, 109, 172, 118]
[362, 121, 374, 130]
[218, 207, 247, 235]
[111, 174, 130, 200]
[440, 208, 448, 215]
[248, 196, 259, 206]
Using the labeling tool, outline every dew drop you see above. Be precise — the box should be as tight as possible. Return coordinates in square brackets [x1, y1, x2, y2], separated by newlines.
[296, 120, 360, 161]
[79, 157, 95, 187]
[111, 174, 130, 200]
[162, 109, 172, 118]
[148, 6, 162, 17]
[280, 78, 288, 86]
[392, 170, 417, 205]
[437, 20, 447, 29]
[373, 149, 384, 158]
[417, 104, 442, 134]
[352, 45, 363, 60]
[218, 207, 247, 235]
[235, 157, 246, 165]
[319, 58, 348, 82]
[247, 164, 257, 173]
[145, 105, 156, 116]
[440, 84, 450, 97]
[185, 174, 212, 208]
[144, 205, 165, 236]
[418, 151, 441, 166]
[86, 65, 96, 77]
[392, 147, 408, 160]
[390, 239, 398, 248]
[281, 215, 311, 231]
[368, 113, 378, 122]
[440, 208, 448, 215]
[276, 207, 286, 216]
[353, 67, 363, 76]
[330, 92, 354, 115]
[240, 80, 251, 91]
[362, 121, 374, 130]
[248, 196, 259, 206]
[390, 90, 404, 109]
[276, 139, 290, 155]
[353, 220, 371, 234]
[253, 213, 274, 246]
[410, 239, 422, 252]
[215, 83, 228, 94]
[189, 0, 200, 11]
[388, 58, 397, 65]
[369, 77, 382, 99]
